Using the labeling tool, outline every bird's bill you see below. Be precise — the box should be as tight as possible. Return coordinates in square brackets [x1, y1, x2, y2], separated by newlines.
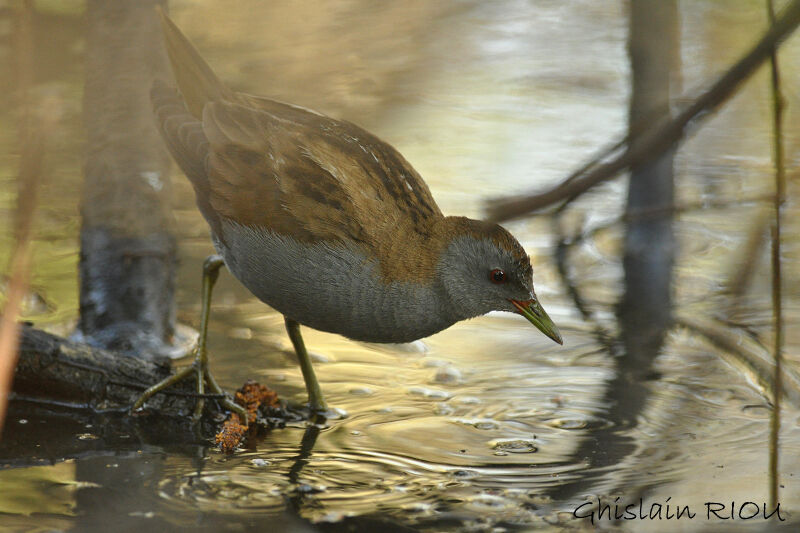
[510, 298, 563, 345]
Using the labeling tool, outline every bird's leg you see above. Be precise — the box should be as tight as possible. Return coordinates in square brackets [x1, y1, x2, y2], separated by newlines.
[284, 317, 327, 413]
[190, 254, 223, 419]
[132, 255, 248, 424]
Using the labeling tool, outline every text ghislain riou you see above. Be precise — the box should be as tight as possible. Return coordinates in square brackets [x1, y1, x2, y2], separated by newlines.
[573, 497, 785, 524]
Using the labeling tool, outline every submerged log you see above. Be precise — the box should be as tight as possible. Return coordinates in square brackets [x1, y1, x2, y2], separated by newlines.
[1, 325, 220, 463]
[2, 324, 291, 462]
[12, 324, 208, 417]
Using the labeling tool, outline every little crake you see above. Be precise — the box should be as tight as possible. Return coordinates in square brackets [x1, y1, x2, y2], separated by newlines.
[135, 8, 562, 417]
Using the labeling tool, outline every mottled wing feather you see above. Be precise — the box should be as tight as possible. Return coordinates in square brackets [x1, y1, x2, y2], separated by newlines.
[151, 82, 208, 181]
[200, 98, 442, 250]
[310, 118, 443, 233]
[151, 81, 224, 235]
[201, 101, 359, 243]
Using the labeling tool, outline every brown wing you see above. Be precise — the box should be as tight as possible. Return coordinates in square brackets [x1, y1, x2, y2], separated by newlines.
[154, 9, 446, 281]
[151, 81, 227, 237]
[200, 98, 443, 250]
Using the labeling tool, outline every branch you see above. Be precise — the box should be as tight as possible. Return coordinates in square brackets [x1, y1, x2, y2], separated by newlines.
[486, 0, 800, 222]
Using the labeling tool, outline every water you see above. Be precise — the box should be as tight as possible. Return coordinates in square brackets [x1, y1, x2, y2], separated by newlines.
[2, 1, 800, 531]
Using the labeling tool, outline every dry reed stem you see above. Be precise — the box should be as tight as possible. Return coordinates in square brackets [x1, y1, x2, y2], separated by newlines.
[766, 0, 786, 512]
[0, 1, 60, 437]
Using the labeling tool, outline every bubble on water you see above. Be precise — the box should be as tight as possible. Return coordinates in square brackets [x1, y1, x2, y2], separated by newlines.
[402, 502, 435, 514]
[322, 407, 348, 420]
[310, 352, 331, 363]
[489, 439, 538, 454]
[454, 396, 482, 405]
[454, 418, 499, 430]
[295, 483, 326, 494]
[408, 386, 451, 400]
[450, 469, 479, 479]
[433, 403, 455, 416]
[433, 365, 463, 385]
[466, 493, 508, 509]
[547, 418, 587, 430]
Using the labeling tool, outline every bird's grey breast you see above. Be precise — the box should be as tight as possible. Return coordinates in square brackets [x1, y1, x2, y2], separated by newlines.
[214, 221, 456, 343]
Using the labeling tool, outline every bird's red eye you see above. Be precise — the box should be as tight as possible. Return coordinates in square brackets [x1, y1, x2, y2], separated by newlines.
[490, 269, 507, 284]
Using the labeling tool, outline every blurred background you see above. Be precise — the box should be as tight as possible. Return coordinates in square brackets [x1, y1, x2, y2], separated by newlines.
[1, 0, 799, 531]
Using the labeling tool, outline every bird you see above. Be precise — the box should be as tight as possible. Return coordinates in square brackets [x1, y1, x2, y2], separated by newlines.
[134, 8, 562, 420]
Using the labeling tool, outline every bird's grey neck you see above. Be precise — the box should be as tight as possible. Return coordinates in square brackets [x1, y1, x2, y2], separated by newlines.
[214, 222, 460, 343]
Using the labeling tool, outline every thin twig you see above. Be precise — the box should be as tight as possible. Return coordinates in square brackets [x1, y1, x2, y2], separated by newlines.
[723, 208, 772, 304]
[674, 315, 800, 409]
[766, 0, 785, 513]
[562, 194, 774, 250]
[486, 0, 800, 222]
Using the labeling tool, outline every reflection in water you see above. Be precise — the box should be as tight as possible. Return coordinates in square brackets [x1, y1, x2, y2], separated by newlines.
[2, 0, 800, 531]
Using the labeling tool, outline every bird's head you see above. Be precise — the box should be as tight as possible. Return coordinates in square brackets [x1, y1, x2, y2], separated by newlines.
[436, 217, 562, 345]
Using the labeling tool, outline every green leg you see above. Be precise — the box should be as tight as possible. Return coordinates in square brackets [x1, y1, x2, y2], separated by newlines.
[132, 255, 248, 423]
[284, 317, 327, 412]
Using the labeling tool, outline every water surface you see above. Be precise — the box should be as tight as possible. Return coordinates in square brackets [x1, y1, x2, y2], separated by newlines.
[2, 1, 800, 531]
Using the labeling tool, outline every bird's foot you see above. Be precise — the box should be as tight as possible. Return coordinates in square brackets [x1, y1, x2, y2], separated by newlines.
[284, 400, 347, 425]
[131, 356, 249, 424]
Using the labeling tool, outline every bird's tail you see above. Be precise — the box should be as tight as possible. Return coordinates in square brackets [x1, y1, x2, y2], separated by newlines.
[156, 6, 235, 119]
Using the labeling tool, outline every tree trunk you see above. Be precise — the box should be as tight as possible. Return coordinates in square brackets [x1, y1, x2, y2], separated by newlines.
[78, 0, 178, 358]
[619, 0, 680, 372]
